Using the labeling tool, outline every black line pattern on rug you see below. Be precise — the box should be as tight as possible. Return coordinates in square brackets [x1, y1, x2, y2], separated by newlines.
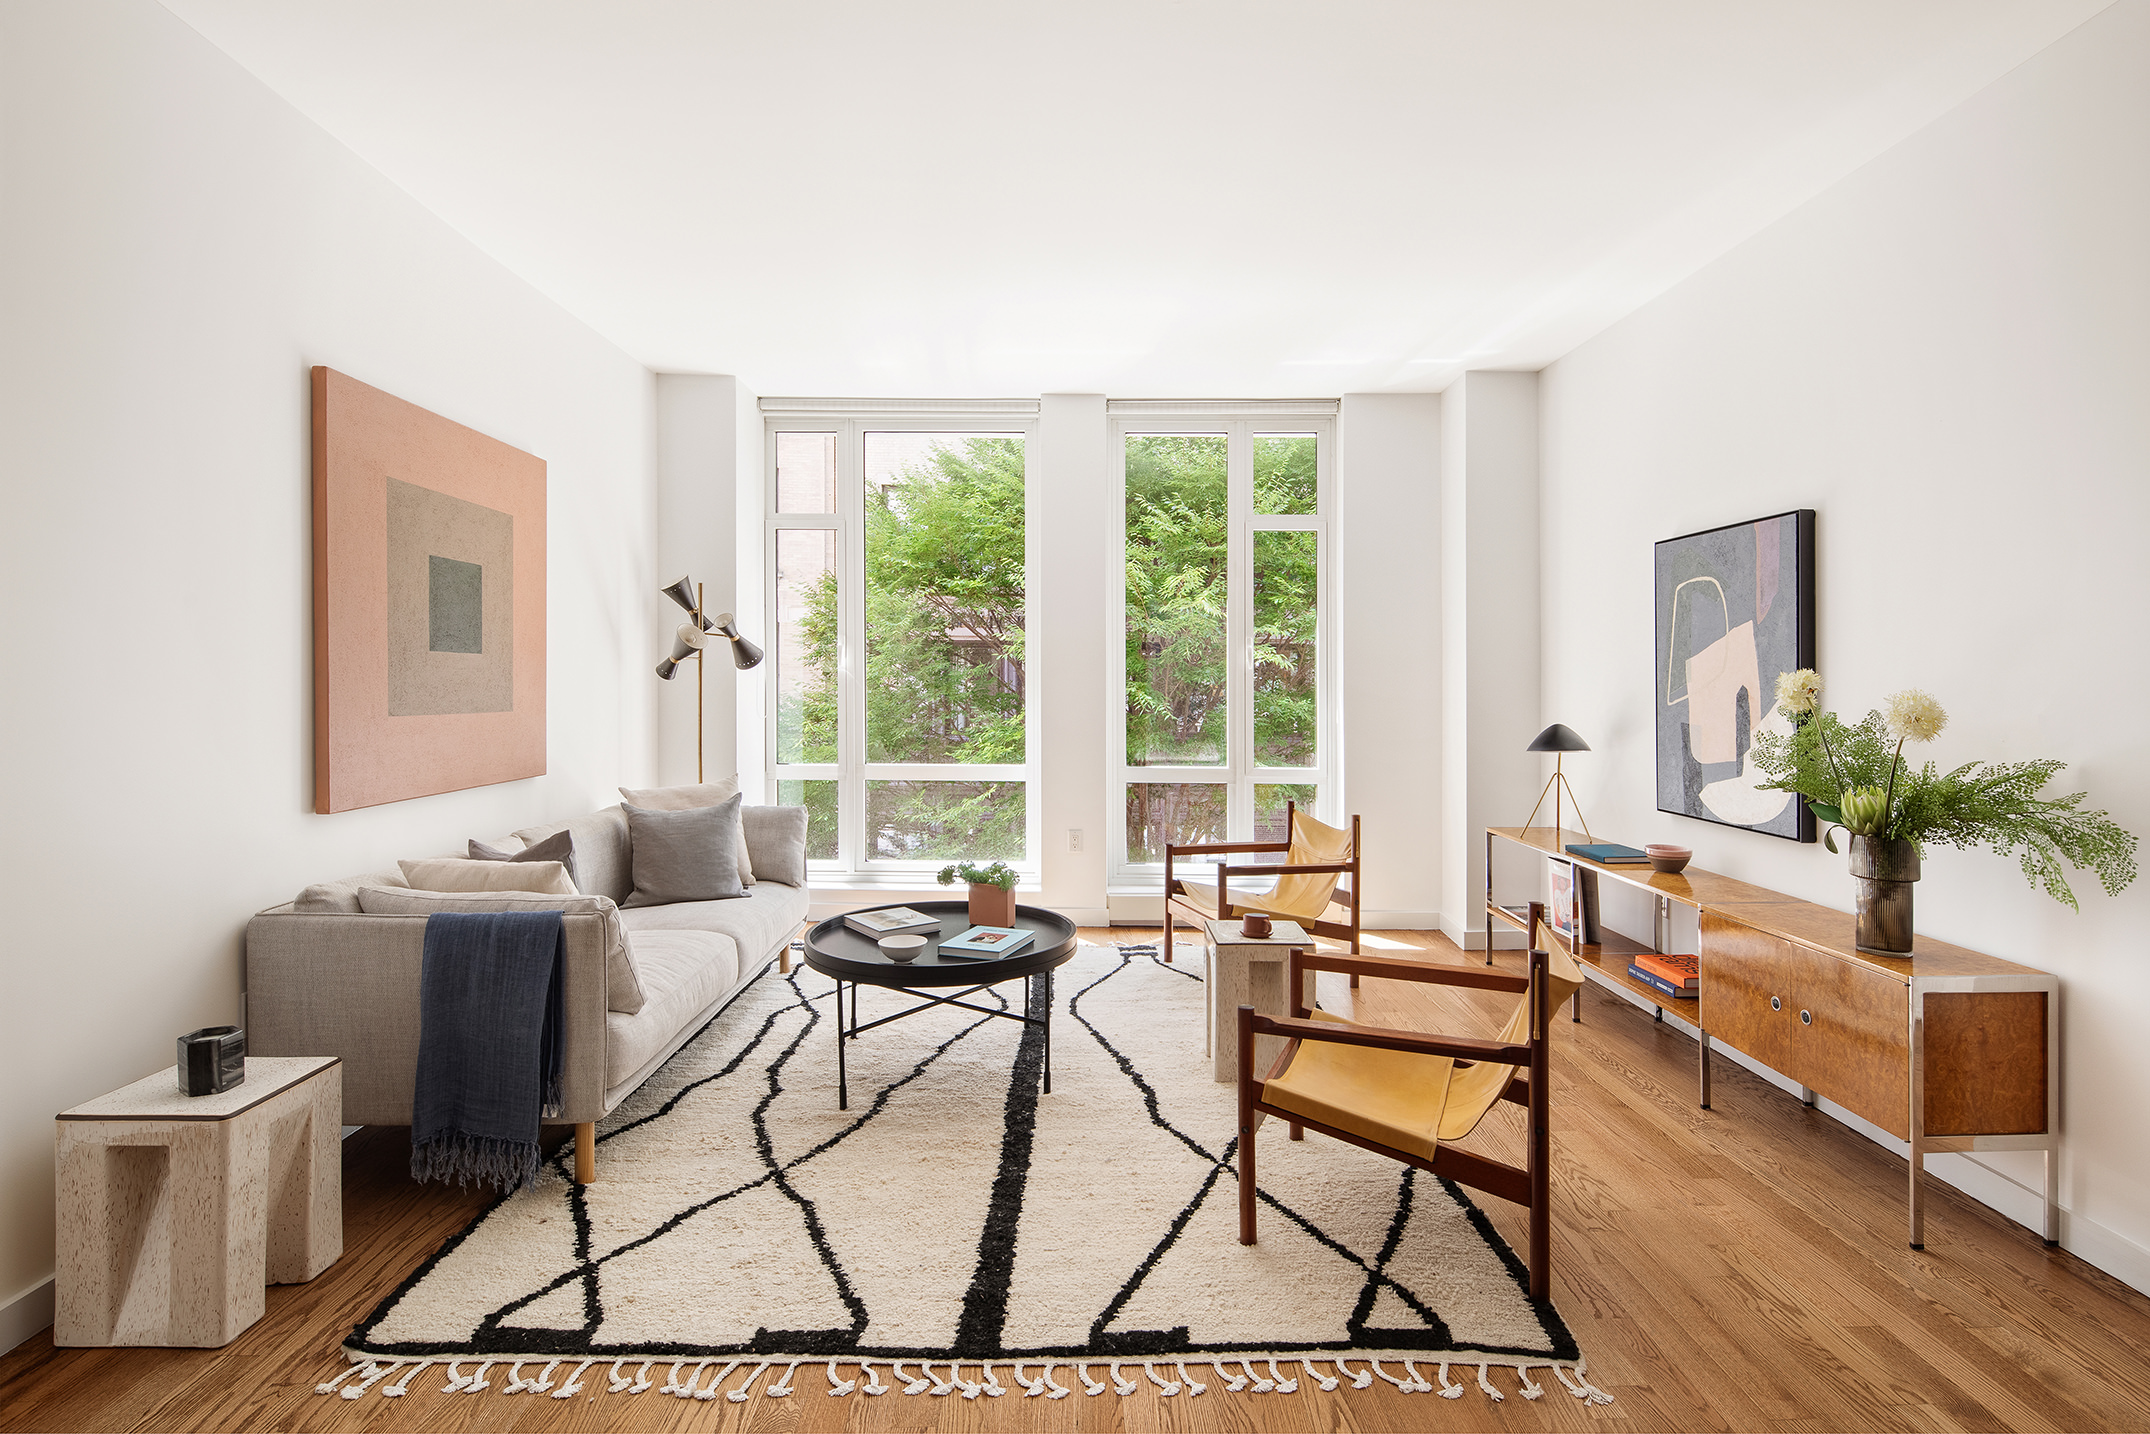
[1067, 949, 1460, 1354]
[354, 968, 1014, 1357]
[950, 968, 1048, 1355]
[348, 946, 1578, 1363]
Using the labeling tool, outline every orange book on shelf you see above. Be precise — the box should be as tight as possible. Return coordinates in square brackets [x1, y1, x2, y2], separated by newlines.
[1633, 952, 1699, 988]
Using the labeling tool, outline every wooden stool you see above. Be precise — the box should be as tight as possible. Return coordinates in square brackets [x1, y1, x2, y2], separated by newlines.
[56, 1056, 341, 1347]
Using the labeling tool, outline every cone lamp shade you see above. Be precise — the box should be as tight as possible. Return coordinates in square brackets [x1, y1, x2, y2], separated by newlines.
[1526, 724, 1590, 754]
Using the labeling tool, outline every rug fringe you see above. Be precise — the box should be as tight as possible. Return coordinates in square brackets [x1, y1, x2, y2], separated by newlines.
[323, 1350, 1611, 1404]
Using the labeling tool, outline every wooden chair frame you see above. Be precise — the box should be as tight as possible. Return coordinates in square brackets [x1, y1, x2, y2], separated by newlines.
[1235, 902, 1556, 1299]
[1164, 800, 1362, 954]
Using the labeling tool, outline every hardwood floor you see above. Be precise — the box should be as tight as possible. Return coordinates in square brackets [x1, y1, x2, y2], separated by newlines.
[6, 929, 2147, 1432]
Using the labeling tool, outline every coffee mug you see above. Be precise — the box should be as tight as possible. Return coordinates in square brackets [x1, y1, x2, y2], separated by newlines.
[1241, 912, 1273, 938]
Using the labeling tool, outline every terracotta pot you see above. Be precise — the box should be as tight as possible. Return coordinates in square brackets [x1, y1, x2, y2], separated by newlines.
[1848, 835, 1920, 954]
[968, 883, 1017, 927]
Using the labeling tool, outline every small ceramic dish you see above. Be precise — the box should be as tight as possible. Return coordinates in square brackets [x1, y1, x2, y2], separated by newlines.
[1647, 850, 1692, 874]
[879, 934, 928, 963]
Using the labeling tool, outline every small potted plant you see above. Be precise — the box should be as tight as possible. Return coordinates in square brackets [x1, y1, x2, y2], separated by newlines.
[937, 859, 1019, 927]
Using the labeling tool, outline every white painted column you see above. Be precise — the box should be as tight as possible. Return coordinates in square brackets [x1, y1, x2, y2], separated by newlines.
[1439, 371, 1542, 947]
[1336, 393, 1443, 927]
[1034, 394, 1111, 922]
[653, 374, 759, 789]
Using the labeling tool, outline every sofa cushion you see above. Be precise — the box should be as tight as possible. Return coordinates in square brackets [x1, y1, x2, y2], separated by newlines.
[741, 805, 810, 887]
[293, 870, 408, 914]
[619, 779, 754, 887]
[617, 879, 809, 968]
[515, 806, 632, 905]
[604, 929, 739, 1090]
[354, 887, 645, 1015]
[621, 798, 746, 908]
[398, 857, 576, 895]
[469, 828, 580, 891]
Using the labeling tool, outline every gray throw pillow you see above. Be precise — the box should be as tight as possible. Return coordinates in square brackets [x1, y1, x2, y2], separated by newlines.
[470, 828, 581, 891]
[622, 795, 747, 908]
[741, 804, 811, 887]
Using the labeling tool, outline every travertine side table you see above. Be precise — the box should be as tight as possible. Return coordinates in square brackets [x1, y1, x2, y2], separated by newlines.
[1203, 920, 1315, 1083]
[56, 1055, 341, 1347]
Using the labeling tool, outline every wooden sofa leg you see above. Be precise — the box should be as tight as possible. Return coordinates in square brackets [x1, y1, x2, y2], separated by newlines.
[574, 1122, 596, 1184]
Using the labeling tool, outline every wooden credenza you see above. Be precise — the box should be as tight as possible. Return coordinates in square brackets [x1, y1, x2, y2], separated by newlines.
[1486, 827, 2058, 1248]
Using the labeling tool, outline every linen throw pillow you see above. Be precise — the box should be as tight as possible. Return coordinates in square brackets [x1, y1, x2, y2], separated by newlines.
[356, 887, 643, 1014]
[618, 780, 755, 888]
[397, 857, 577, 897]
[621, 795, 747, 908]
[741, 804, 810, 887]
[469, 828, 581, 891]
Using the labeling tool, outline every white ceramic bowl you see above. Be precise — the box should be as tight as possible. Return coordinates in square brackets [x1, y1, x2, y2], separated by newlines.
[879, 934, 928, 963]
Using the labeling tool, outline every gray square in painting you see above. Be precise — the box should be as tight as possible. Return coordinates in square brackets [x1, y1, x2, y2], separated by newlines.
[387, 477, 513, 715]
[428, 555, 484, 653]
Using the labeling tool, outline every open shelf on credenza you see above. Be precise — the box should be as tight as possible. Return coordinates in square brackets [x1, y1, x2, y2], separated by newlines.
[1487, 894, 1696, 1015]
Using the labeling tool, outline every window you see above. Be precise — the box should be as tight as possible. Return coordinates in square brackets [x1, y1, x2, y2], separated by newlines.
[765, 404, 1038, 878]
[1113, 405, 1334, 877]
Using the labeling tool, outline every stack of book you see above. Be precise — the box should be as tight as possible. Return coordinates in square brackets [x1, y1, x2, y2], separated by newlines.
[1626, 951, 1698, 1000]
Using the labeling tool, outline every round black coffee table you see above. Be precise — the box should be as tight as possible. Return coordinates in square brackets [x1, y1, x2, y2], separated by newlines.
[801, 901, 1078, 1109]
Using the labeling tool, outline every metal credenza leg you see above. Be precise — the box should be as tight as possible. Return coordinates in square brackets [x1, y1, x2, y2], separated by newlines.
[1698, 1029, 1711, 1110]
[2043, 1147, 2060, 1246]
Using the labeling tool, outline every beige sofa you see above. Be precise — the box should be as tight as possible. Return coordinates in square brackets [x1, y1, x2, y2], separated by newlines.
[244, 802, 810, 1181]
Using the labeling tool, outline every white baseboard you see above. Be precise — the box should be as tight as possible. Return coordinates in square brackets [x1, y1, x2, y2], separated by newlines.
[0, 1278, 53, 1356]
[1437, 914, 1525, 949]
[1583, 976, 2150, 1296]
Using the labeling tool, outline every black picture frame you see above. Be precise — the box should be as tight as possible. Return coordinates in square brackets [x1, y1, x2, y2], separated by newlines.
[1654, 509, 1816, 843]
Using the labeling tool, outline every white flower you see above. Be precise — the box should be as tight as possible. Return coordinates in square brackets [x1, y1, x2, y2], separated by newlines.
[1774, 668, 1823, 718]
[1884, 688, 1948, 743]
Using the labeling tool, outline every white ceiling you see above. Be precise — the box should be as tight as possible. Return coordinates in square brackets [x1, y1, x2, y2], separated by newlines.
[161, 0, 2109, 397]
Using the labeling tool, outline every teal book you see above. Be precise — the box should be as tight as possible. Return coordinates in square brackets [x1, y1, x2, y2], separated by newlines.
[1566, 843, 1650, 864]
[938, 925, 1035, 958]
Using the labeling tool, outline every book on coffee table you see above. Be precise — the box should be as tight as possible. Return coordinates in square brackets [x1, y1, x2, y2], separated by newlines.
[937, 925, 1035, 958]
[843, 906, 940, 938]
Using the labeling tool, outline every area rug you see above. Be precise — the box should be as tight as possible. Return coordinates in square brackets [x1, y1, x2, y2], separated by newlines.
[321, 943, 1611, 1406]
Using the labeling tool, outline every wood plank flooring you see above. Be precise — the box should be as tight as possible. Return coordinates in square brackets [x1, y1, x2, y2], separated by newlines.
[5, 928, 2146, 1433]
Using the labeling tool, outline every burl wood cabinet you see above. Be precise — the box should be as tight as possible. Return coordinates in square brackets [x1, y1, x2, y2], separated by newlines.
[1487, 829, 2059, 1248]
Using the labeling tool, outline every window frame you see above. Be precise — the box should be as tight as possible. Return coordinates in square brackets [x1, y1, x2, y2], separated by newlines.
[764, 410, 1041, 882]
[1108, 408, 1337, 883]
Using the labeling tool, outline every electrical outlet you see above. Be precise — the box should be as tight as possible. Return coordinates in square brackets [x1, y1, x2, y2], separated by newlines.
[1068, 828, 1084, 852]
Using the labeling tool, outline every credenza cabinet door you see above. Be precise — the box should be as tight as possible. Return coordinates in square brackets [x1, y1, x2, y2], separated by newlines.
[1699, 912, 1790, 1072]
[1784, 948, 1910, 1139]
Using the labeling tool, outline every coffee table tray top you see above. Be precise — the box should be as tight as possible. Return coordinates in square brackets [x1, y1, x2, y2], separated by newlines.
[805, 901, 1077, 983]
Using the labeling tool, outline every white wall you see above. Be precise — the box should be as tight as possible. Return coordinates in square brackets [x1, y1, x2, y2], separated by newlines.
[1439, 373, 1543, 948]
[1337, 394, 1443, 926]
[653, 374, 760, 789]
[1036, 395, 1113, 923]
[0, 0, 659, 1334]
[1539, 0, 2150, 1288]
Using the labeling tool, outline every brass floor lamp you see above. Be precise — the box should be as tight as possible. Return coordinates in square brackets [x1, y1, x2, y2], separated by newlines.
[1520, 723, 1593, 841]
[655, 576, 764, 783]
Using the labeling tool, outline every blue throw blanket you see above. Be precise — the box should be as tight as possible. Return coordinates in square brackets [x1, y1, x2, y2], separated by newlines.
[410, 910, 565, 1192]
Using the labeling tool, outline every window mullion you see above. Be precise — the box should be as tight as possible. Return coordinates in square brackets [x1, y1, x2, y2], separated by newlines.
[1227, 421, 1254, 842]
[839, 419, 867, 873]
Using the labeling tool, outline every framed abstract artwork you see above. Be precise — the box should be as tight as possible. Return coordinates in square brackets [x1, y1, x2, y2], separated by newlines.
[312, 367, 546, 812]
[1654, 509, 1815, 842]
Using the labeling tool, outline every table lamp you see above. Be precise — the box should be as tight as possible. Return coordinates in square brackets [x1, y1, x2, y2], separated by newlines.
[1521, 723, 1593, 842]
